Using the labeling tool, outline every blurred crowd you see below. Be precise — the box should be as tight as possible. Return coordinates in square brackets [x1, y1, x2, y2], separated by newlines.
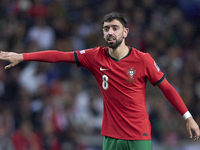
[0, 0, 200, 150]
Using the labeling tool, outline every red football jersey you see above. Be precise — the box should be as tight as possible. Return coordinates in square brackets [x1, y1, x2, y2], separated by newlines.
[74, 46, 164, 140]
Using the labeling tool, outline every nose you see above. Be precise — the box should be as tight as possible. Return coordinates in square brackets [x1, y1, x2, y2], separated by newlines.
[107, 28, 114, 35]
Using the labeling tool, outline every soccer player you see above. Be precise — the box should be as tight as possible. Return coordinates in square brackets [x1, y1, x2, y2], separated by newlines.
[0, 12, 199, 150]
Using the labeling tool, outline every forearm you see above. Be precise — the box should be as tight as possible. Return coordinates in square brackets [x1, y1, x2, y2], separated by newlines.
[23, 50, 75, 63]
[158, 78, 191, 119]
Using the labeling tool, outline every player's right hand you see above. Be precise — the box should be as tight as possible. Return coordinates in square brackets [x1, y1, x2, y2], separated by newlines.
[0, 51, 24, 69]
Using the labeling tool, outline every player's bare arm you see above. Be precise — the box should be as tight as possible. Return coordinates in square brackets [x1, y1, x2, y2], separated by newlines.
[0, 51, 23, 69]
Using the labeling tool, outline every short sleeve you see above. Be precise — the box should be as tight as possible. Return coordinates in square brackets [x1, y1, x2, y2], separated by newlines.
[74, 48, 96, 70]
[145, 53, 164, 86]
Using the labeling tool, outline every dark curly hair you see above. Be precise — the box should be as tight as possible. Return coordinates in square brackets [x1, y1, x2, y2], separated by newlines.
[102, 12, 127, 28]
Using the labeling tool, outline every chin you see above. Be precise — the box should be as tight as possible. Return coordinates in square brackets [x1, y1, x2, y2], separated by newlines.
[106, 38, 123, 49]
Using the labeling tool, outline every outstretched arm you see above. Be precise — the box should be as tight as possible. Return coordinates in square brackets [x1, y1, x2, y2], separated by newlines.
[158, 78, 200, 141]
[0, 50, 75, 69]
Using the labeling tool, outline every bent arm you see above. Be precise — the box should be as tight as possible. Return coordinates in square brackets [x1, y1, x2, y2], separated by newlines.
[158, 78, 200, 140]
[158, 78, 189, 117]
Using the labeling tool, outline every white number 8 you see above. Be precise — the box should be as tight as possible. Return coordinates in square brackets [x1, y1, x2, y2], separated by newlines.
[102, 75, 109, 90]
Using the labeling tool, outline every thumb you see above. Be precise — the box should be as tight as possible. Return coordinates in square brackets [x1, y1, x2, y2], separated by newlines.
[4, 63, 14, 69]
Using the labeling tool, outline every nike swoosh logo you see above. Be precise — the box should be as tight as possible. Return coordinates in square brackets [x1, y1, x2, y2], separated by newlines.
[100, 67, 109, 71]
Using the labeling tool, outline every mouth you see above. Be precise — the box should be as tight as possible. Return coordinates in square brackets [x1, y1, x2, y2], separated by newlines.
[107, 37, 116, 43]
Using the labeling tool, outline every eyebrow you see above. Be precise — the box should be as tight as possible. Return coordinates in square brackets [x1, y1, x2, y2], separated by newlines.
[103, 25, 119, 29]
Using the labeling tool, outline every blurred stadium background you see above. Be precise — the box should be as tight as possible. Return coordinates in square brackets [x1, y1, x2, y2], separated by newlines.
[0, 0, 200, 150]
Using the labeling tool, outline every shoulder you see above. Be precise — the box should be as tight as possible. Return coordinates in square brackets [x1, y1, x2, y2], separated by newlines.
[76, 47, 108, 59]
[84, 46, 107, 53]
[79, 46, 108, 56]
[130, 47, 151, 58]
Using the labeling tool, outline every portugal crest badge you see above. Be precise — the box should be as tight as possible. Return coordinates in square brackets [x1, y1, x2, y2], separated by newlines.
[126, 67, 136, 83]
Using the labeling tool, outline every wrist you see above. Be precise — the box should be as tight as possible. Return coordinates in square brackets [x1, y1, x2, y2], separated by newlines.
[183, 111, 192, 120]
[21, 53, 24, 62]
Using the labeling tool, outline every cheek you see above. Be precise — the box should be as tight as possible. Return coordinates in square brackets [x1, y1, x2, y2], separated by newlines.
[103, 32, 107, 39]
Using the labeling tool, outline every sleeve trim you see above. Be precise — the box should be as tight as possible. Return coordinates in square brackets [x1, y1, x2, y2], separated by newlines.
[153, 75, 165, 86]
[73, 51, 80, 66]
[23, 53, 27, 61]
[183, 111, 192, 120]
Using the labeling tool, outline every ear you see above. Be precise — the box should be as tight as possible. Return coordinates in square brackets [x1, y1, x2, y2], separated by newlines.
[123, 28, 129, 38]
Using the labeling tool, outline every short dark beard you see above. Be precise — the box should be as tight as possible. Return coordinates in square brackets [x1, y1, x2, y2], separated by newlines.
[105, 37, 123, 49]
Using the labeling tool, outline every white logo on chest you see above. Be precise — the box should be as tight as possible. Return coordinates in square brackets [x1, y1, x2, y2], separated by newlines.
[100, 67, 109, 71]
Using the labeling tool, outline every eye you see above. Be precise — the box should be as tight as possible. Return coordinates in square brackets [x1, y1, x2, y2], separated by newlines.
[104, 28, 109, 32]
[113, 27, 117, 31]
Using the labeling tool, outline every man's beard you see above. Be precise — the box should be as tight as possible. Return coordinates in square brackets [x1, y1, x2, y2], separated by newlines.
[105, 36, 123, 49]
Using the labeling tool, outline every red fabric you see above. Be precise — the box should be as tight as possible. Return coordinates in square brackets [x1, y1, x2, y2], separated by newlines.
[75, 47, 164, 140]
[158, 78, 188, 116]
[23, 50, 75, 63]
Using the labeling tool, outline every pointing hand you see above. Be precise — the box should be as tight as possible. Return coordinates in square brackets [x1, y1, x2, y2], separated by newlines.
[0, 51, 23, 69]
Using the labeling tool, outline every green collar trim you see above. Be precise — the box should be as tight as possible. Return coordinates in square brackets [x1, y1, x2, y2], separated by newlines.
[108, 46, 132, 62]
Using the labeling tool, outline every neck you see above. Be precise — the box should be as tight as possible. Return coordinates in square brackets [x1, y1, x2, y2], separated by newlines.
[108, 43, 129, 60]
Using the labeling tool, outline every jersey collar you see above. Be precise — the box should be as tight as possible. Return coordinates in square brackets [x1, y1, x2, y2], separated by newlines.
[108, 46, 132, 62]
